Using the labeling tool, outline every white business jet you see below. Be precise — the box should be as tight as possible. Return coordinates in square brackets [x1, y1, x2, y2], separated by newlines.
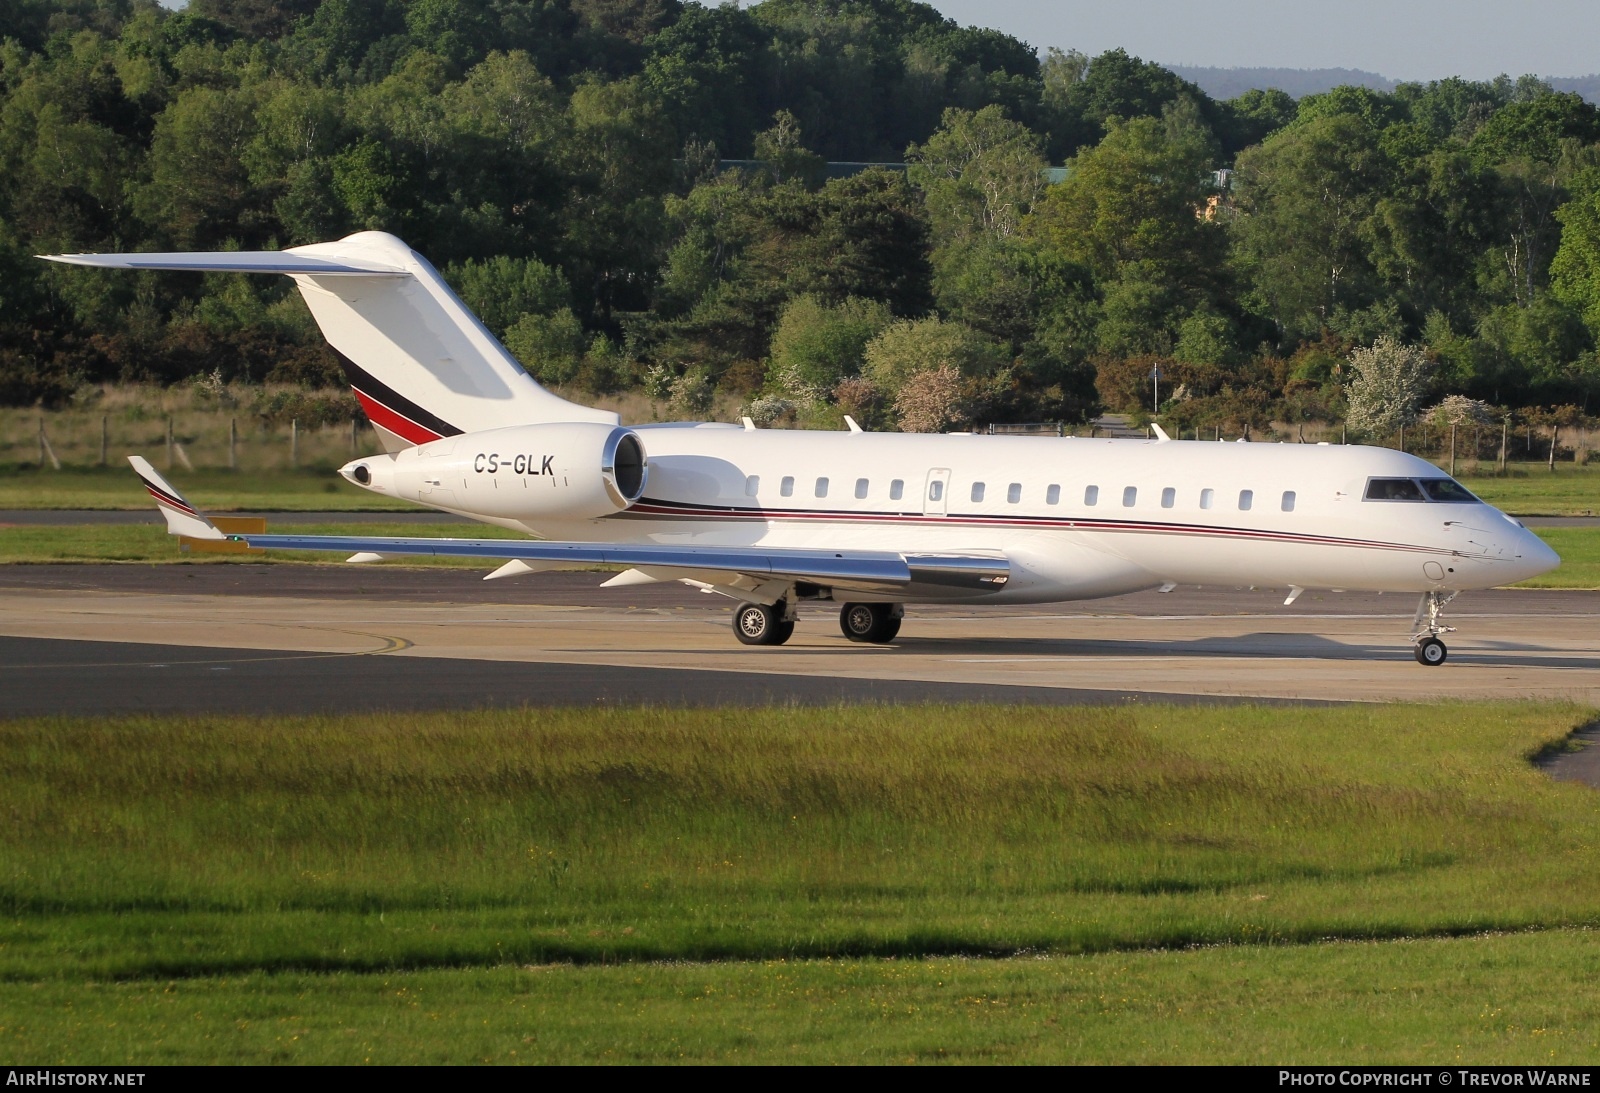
[45, 232, 1559, 665]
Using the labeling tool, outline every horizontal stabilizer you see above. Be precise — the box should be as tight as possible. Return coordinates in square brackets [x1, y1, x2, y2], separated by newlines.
[40, 251, 407, 276]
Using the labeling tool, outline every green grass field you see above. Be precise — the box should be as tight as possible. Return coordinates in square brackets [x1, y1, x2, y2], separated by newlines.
[1459, 464, 1600, 516]
[0, 466, 413, 512]
[2, 703, 1599, 1063]
[0, 521, 529, 567]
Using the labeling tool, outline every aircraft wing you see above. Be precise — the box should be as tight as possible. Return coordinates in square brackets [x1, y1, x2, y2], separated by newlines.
[127, 457, 1009, 595]
[237, 533, 1007, 590]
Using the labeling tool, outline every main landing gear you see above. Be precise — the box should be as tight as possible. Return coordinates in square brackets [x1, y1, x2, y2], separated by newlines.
[733, 600, 796, 646]
[1411, 590, 1458, 666]
[729, 600, 905, 646]
[838, 602, 902, 644]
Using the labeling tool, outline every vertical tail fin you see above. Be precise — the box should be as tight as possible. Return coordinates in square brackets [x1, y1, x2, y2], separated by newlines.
[42, 233, 615, 451]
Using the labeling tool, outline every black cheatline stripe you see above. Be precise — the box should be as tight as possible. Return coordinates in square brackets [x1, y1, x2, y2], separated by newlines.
[333, 350, 462, 438]
[135, 472, 197, 515]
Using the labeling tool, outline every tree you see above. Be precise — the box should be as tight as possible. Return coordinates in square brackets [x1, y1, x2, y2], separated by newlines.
[1345, 336, 1433, 439]
[768, 294, 891, 398]
[752, 109, 824, 186]
[1029, 114, 1225, 353]
[907, 105, 1045, 245]
[1232, 113, 1386, 340]
[1553, 167, 1600, 336]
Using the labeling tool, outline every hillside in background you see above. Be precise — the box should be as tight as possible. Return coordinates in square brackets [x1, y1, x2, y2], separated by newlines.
[1166, 66, 1397, 100]
[1171, 65, 1600, 104]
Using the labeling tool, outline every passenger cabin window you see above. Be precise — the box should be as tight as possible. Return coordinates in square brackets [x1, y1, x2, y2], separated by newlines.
[1122, 486, 1137, 507]
[1200, 488, 1214, 510]
[1365, 478, 1426, 502]
[1046, 484, 1061, 505]
[1160, 487, 1175, 509]
[745, 475, 759, 496]
[1007, 482, 1022, 504]
[1281, 490, 1296, 512]
[971, 482, 986, 502]
[854, 478, 869, 499]
[890, 479, 904, 501]
[815, 477, 829, 498]
[1084, 485, 1099, 506]
[780, 476, 795, 497]
[1238, 489, 1253, 511]
[928, 480, 944, 502]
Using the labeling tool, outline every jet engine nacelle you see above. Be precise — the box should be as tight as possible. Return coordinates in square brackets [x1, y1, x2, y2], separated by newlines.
[342, 422, 648, 521]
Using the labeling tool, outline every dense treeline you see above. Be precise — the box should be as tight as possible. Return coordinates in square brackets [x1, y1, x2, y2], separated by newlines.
[6, 0, 1600, 434]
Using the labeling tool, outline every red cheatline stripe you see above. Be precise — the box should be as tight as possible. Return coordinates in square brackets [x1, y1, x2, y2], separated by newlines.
[617, 500, 1441, 556]
[352, 388, 443, 446]
[141, 481, 199, 518]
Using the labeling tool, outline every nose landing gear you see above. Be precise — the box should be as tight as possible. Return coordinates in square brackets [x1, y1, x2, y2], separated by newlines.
[1411, 590, 1458, 666]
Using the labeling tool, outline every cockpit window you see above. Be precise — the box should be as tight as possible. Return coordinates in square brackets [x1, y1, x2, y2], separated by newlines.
[1418, 478, 1480, 503]
[1364, 478, 1427, 502]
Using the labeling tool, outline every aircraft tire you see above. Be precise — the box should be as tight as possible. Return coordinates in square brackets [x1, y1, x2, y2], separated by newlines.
[734, 602, 788, 646]
[840, 603, 898, 644]
[1414, 637, 1447, 666]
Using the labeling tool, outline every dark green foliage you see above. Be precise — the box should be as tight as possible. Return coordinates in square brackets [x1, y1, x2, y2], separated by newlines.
[1, 1, 1599, 422]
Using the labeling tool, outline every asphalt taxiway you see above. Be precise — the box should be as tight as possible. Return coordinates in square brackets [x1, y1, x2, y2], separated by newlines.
[3, 564, 1600, 715]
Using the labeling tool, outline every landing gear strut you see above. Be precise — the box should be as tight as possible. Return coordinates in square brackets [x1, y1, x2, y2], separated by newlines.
[1411, 590, 1457, 666]
[733, 600, 795, 646]
[839, 602, 902, 644]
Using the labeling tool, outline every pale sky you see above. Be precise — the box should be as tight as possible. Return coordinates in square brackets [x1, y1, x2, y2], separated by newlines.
[919, 0, 1600, 82]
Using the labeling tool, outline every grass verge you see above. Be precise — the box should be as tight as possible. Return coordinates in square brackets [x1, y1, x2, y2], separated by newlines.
[0, 521, 528, 566]
[5, 932, 1600, 1063]
[0, 467, 413, 512]
[3, 702, 1599, 1063]
[1459, 463, 1600, 516]
[3, 703, 1599, 979]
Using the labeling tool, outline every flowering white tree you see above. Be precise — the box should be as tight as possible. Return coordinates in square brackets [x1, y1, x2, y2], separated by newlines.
[1345, 336, 1434, 440]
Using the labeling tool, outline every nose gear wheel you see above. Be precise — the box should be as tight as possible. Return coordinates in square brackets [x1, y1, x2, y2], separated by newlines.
[1410, 590, 1457, 667]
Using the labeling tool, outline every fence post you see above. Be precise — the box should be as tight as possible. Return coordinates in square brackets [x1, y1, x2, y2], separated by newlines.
[1550, 425, 1558, 471]
[166, 416, 174, 470]
[37, 417, 60, 470]
[1398, 425, 1404, 453]
[291, 418, 298, 468]
[100, 415, 108, 467]
[1499, 419, 1507, 473]
[351, 417, 359, 452]
[1449, 423, 1457, 477]
[229, 417, 236, 470]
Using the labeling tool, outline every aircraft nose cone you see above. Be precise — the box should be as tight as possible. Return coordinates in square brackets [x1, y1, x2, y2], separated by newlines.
[1506, 525, 1560, 583]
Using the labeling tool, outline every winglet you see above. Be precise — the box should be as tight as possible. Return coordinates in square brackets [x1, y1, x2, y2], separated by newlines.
[1151, 422, 1171, 442]
[844, 415, 864, 434]
[128, 456, 225, 540]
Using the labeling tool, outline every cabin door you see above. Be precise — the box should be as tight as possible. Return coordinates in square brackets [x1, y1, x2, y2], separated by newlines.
[923, 468, 950, 516]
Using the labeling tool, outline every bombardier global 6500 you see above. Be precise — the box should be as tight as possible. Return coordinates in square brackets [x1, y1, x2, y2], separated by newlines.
[44, 231, 1559, 665]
